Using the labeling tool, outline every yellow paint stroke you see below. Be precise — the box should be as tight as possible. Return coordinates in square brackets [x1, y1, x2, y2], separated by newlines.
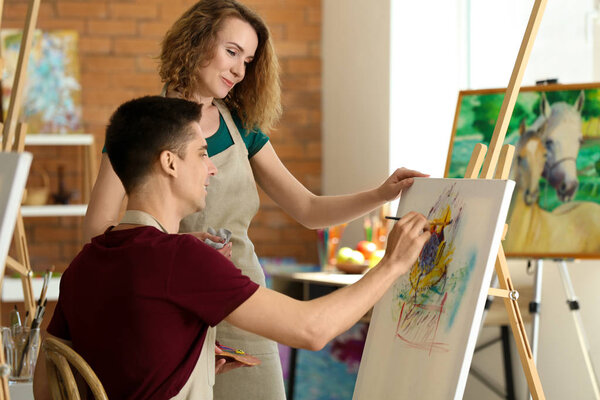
[409, 205, 455, 298]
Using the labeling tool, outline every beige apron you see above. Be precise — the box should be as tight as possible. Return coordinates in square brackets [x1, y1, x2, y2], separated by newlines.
[119, 210, 216, 400]
[180, 101, 286, 400]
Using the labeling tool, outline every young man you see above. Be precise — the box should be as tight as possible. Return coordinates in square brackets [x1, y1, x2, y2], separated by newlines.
[34, 96, 431, 399]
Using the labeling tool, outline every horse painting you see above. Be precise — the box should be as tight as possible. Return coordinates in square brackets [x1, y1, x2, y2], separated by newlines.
[535, 91, 585, 202]
[446, 84, 600, 258]
[505, 121, 600, 254]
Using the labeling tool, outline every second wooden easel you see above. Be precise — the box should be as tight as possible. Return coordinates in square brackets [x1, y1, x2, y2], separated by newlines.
[463, 0, 548, 398]
[1, 0, 42, 319]
[0, 0, 42, 397]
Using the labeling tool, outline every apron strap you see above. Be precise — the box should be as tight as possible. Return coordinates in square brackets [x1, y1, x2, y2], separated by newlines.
[120, 210, 168, 233]
[213, 100, 247, 153]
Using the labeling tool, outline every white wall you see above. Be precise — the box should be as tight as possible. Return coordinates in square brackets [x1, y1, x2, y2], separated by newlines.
[322, 0, 391, 244]
[468, 0, 595, 88]
[388, 0, 461, 178]
[323, 0, 600, 398]
[323, 0, 461, 245]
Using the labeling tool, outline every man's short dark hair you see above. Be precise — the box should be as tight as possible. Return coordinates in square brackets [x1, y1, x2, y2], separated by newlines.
[105, 96, 203, 194]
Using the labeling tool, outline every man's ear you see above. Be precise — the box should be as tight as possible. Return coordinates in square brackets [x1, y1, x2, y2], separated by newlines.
[159, 150, 178, 177]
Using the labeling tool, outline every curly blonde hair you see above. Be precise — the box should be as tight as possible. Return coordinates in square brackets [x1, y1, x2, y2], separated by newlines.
[159, 0, 281, 132]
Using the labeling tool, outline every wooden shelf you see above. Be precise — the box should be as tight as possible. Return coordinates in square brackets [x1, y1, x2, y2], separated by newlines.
[24, 133, 94, 146]
[21, 204, 87, 217]
[24, 133, 97, 204]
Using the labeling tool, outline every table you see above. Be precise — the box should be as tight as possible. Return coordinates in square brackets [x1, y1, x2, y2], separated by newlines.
[267, 268, 367, 399]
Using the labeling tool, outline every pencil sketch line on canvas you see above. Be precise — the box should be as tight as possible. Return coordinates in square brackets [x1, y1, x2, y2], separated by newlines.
[393, 184, 476, 355]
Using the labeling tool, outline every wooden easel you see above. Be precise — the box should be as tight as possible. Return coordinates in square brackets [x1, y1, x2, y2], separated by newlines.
[0, 0, 42, 396]
[464, 0, 547, 398]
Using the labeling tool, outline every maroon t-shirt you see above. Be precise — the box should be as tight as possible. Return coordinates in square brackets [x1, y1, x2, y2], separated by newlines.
[47, 226, 259, 400]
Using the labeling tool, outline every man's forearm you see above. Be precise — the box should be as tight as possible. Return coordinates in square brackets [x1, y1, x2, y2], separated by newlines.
[299, 262, 399, 349]
[227, 260, 403, 351]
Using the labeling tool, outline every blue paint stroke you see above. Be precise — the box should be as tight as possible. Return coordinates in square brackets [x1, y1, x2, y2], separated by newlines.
[443, 250, 477, 330]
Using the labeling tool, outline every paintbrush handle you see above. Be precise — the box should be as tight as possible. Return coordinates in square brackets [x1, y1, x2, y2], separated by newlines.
[38, 271, 51, 305]
[385, 216, 452, 226]
[15, 320, 39, 377]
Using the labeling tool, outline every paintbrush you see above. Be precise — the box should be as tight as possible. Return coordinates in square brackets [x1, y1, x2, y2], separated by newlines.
[385, 216, 454, 226]
[38, 266, 54, 308]
[16, 298, 46, 377]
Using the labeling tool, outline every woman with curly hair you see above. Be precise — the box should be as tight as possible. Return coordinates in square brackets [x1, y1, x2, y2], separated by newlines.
[83, 1, 426, 398]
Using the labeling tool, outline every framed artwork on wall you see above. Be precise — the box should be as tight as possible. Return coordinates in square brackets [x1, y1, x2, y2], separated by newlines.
[445, 83, 600, 259]
[1, 29, 82, 134]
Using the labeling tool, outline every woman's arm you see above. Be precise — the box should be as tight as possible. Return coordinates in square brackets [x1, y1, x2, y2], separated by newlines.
[82, 153, 127, 243]
[250, 142, 427, 229]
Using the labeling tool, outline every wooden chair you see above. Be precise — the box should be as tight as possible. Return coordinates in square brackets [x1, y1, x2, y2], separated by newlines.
[42, 337, 108, 400]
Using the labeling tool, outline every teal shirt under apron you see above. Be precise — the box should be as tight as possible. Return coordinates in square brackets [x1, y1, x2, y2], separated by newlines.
[103, 112, 269, 158]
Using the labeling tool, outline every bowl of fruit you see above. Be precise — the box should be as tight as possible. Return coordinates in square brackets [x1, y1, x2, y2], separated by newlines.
[333, 241, 385, 274]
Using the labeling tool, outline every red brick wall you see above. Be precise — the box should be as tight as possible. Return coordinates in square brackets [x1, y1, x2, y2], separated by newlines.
[4, 0, 322, 275]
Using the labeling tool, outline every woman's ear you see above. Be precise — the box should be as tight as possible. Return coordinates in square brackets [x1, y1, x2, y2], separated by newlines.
[159, 150, 178, 177]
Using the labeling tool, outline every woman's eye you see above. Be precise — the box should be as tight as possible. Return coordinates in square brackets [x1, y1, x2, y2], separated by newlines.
[227, 49, 236, 56]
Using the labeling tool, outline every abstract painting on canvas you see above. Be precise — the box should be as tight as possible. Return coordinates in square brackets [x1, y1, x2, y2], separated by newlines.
[353, 178, 514, 400]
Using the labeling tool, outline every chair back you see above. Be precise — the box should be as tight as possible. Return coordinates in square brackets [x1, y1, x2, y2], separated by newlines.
[42, 337, 108, 400]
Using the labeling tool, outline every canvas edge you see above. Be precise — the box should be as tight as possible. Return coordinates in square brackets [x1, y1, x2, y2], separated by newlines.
[453, 179, 516, 399]
[0, 152, 33, 278]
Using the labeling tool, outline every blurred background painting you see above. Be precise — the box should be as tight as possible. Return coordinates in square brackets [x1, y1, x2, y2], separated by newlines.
[293, 323, 367, 400]
[1, 29, 82, 134]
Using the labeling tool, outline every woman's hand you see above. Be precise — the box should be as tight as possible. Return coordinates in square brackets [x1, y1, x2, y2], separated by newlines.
[377, 168, 429, 202]
[187, 232, 233, 259]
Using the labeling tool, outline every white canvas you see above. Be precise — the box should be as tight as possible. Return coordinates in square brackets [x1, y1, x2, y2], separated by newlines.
[0, 152, 32, 278]
[353, 178, 514, 400]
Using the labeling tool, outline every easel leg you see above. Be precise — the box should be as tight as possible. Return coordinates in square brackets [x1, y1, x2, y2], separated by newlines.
[501, 325, 516, 400]
[556, 260, 600, 399]
[478, 274, 499, 332]
[530, 259, 543, 363]
[527, 259, 543, 400]
[495, 246, 545, 399]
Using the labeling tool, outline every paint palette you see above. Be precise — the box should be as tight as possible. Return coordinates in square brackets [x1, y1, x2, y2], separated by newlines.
[216, 342, 261, 366]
